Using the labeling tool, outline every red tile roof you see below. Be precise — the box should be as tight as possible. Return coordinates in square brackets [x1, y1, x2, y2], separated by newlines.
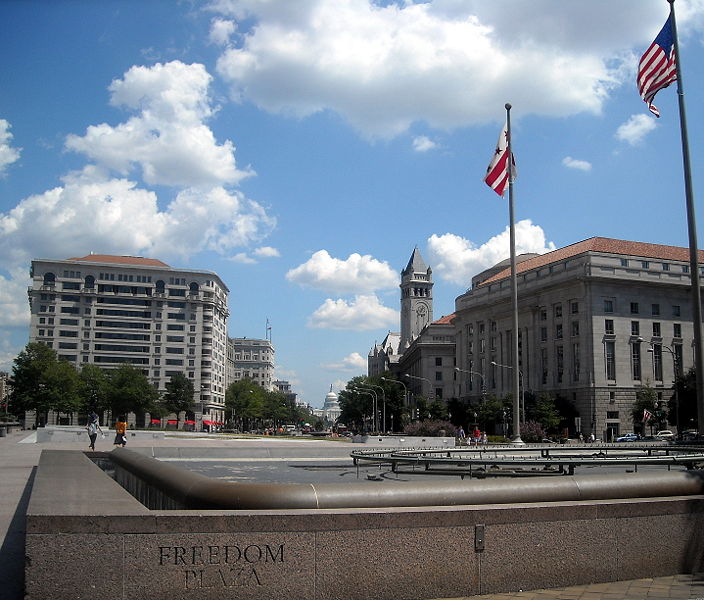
[480, 237, 704, 286]
[432, 313, 456, 325]
[66, 254, 170, 268]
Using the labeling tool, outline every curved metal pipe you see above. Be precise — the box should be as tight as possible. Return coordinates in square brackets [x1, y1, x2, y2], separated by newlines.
[110, 448, 704, 510]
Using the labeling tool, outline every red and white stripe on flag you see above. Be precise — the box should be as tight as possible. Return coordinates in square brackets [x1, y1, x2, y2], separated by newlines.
[643, 409, 653, 423]
[637, 17, 677, 118]
[484, 121, 516, 197]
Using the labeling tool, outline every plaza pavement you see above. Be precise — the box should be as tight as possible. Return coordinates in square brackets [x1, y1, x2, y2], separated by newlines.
[1, 427, 703, 600]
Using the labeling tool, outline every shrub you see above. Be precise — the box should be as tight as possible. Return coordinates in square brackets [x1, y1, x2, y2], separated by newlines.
[403, 419, 456, 437]
[520, 420, 546, 443]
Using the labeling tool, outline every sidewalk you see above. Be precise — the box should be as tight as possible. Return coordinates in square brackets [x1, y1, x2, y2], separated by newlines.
[2, 428, 703, 600]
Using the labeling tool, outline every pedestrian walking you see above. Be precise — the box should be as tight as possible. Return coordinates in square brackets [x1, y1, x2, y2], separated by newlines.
[114, 416, 128, 447]
[85, 412, 103, 451]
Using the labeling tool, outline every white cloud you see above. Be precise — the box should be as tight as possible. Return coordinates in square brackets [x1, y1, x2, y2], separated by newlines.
[254, 246, 280, 258]
[0, 267, 31, 328]
[0, 166, 275, 269]
[308, 294, 398, 330]
[211, 0, 674, 138]
[210, 18, 236, 46]
[229, 252, 258, 264]
[65, 61, 253, 187]
[0, 119, 21, 176]
[0, 61, 277, 285]
[412, 136, 438, 152]
[286, 249, 398, 294]
[320, 351, 367, 370]
[562, 156, 592, 171]
[427, 219, 556, 286]
[615, 114, 657, 146]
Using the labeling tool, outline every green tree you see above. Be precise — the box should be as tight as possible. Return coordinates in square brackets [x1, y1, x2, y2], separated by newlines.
[534, 393, 561, 433]
[78, 364, 109, 414]
[9, 342, 58, 417]
[106, 363, 160, 419]
[670, 368, 697, 431]
[38, 359, 81, 420]
[225, 379, 264, 431]
[339, 376, 373, 432]
[163, 373, 195, 418]
[10, 343, 81, 424]
[632, 383, 658, 435]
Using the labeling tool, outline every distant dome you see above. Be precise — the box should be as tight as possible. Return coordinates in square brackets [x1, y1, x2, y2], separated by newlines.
[323, 385, 339, 411]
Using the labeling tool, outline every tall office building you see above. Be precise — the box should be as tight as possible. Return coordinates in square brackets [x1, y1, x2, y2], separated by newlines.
[28, 254, 229, 424]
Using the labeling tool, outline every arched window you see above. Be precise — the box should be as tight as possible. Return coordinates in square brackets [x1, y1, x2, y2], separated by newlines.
[155, 280, 165, 293]
[189, 282, 199, 294]
[84, 275, 95, 289]
[43, 272, 56, 286]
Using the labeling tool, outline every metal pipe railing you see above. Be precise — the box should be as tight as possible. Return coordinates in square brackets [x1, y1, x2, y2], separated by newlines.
[110, 448, 704, 511]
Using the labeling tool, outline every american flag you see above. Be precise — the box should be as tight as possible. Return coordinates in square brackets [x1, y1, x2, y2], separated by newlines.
[643, 409, 654, 423]
[484, 121, 516, 197]
[638, 17, 677, 118]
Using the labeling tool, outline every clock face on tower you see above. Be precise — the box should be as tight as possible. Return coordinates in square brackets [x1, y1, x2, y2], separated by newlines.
[416, 305, 426, 316]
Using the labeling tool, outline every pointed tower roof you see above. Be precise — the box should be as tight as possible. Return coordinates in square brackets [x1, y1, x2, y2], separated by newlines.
[403, 247, 429, 275]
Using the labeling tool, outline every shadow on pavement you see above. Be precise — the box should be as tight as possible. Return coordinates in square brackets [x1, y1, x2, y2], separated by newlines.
[0, 467, 36, 600]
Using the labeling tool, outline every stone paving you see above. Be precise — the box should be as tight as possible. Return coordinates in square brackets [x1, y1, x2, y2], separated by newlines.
[1, 426, 703, 600]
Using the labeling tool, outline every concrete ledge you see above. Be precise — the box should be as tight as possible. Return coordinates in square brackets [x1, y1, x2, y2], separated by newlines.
[352, 434, 455, 447]
[25, 449, 704, 600]
[35, 425, 165, 444]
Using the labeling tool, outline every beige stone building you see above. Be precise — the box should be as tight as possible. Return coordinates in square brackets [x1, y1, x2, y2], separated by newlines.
[454, 237, 704, 440]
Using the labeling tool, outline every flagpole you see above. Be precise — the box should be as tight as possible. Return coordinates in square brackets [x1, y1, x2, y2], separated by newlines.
[669, 0, 704, 438]
[505, 102, 523, 444]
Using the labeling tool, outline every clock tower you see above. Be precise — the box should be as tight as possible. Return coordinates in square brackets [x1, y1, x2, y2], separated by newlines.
[399, 247, 433, 351]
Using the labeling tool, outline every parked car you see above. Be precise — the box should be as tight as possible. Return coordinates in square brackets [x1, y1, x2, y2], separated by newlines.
[655, 430, 674, 440]
[680, 429, 699, 441]
[616, 433, 640, 442]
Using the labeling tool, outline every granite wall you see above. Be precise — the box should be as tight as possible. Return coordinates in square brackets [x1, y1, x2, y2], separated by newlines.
[25, 450, 704, 600]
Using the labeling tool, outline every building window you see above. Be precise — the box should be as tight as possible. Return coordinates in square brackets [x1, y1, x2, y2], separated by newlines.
[652, 344, 663, 380]
[541, 348, 548, 385]
[556, 346, 564, 383]
[554, 304, 562, 319]
[571, 321, 579, 336]
[630, 302, 639, 314]
[672, 305, 681, 317]
[652, 322, 661, 337]
[620, 258, 629, 267]
[435, 371, 442, 381]
[435, 357, 442, 366]
[555, 324, 563, 339]
[571, 301, 579, 314]
[607, 411, 619, 419]
[540, 309, 547, 321]
[540, 327, 548, 342]
[572, 343, 580, 381]
[651, 303, 660, 316]
[605, 319, 614, 335]
[604, 299, 614, 314]
[641, 261, 650, 269]
[674, 323, 682, 338]
[674, 344, 683, 376]
[605, 341, 616, 380]
[631, 321, 640, 336]
[632, 343, 642, 380]
[662, 263, 670, 271]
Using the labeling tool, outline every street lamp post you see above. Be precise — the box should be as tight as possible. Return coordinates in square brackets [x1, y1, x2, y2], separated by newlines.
[362, 383, 386, 433]
[454, 367, 485, 400]
[404, 374, 433, 421]
[354, 388, 377, 433]
[492, 360, 525, 433]
[646, 342, 681, 435]
[381, 377, 407, 432]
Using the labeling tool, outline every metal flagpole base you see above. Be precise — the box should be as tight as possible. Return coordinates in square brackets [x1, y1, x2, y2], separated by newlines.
[510, 435, 525, 445]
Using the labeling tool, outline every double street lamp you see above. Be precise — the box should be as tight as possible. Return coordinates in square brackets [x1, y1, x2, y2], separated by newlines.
[381, 377, 407, 432]
[491, 360, 525, 429]
[454, 367, 485, 399]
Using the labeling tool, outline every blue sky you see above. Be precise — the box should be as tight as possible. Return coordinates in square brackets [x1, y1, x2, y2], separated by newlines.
[1, 0, 703, 408]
